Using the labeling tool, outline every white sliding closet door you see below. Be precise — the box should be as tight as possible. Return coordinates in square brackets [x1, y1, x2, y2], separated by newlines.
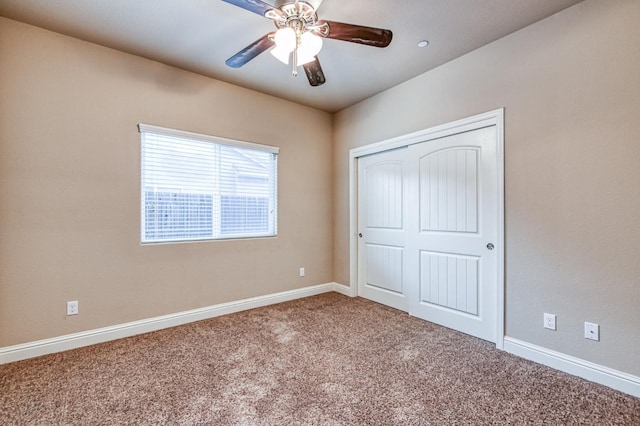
[357, 148, 409, 312]
[356, 123, 500, 343]
[406, 126, 498, 342]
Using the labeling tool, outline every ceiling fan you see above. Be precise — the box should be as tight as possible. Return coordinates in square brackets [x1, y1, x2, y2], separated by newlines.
[222, 0, 393, 87]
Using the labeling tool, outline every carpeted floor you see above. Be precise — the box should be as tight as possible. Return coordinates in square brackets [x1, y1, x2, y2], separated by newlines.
[1, 293, 639, 425]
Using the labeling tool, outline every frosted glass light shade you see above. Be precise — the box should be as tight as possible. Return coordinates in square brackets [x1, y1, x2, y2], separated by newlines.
[274, 27, 296, 52]
[297, 55, 315, 66]
[298, 31, 322, 57]
[271, 46, 291, 64]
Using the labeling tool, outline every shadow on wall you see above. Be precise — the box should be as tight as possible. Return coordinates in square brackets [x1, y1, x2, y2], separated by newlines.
[73, 39, 214, 94]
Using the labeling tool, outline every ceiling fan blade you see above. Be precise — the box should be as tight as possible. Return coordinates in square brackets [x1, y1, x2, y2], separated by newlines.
[220, 0, 275, 17]
[225, 33, 275, 68]
[303, 57, 326, 87]
[318, 20, 393, 47]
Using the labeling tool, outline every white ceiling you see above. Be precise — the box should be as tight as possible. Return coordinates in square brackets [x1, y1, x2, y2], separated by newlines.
[0, 0, 584, 112]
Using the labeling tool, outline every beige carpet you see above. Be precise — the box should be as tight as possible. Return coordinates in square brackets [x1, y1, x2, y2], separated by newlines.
[1, 293, 639, 425]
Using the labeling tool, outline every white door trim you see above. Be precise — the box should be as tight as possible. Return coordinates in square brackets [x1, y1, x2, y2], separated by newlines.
[349, 109, 505, 349]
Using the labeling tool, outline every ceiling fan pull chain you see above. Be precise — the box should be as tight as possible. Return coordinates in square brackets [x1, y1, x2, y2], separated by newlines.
[292, 42, 298, 76]
[291, 19, 303, 77]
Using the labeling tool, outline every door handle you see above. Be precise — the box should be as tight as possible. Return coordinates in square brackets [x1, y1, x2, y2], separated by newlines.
[486, 243, 495, 250]
[359, 233, 363, 238]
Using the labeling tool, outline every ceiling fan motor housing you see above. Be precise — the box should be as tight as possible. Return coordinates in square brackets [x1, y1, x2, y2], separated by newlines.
[272, 1, 319, 31]
[274, 0, 323, 11]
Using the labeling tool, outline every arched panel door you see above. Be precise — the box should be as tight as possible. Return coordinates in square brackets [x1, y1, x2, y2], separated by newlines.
[406, 126, 498, 342]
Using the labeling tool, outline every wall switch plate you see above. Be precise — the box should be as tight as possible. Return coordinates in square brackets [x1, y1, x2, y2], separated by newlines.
[299, 267, 305, 277]
[585, 322, 599, 341]
[543, 313, 556, 330]
[67, 300, 79, 316]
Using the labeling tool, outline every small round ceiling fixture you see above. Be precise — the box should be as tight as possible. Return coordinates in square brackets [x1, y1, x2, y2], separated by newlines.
[417, 40, 429, 48]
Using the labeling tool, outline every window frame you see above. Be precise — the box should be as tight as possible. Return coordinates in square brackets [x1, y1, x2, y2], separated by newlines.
[138, 123, 279, 244]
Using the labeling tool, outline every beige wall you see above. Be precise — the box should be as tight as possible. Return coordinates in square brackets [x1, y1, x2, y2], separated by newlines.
[0, 17, 333, 347]
[333, 0, 640, 375]
[2, 0, 639, 379]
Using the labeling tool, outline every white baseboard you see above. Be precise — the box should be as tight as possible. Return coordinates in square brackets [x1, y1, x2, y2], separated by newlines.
[8, 289, 636, 399]
[504, 337, 640, 398]
[0, 282, 342, 365]
[332, 282, 355, 297]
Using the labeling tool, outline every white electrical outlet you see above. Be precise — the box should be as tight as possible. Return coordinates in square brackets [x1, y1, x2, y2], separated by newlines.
[585, 322, 599, 341]
[67, 300, 79, 316]
[299, 267, 305, 277]
[543, 313, 556, 330]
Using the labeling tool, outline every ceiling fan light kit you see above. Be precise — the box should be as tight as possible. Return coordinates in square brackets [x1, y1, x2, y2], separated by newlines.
[270, 26, 323, 69]
[222, 0, 393, 86]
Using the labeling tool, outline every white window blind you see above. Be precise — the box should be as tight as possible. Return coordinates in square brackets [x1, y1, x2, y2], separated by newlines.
[138, 124, 278, 244]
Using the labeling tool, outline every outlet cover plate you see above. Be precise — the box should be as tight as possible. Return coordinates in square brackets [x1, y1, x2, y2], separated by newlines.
[67, 300, 79, 316]
[585, 322, 599, 341]
[543, 313, 556, 330]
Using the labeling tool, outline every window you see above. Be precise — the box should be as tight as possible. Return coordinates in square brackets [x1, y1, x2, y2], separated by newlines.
[138, 124, 278, 243]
